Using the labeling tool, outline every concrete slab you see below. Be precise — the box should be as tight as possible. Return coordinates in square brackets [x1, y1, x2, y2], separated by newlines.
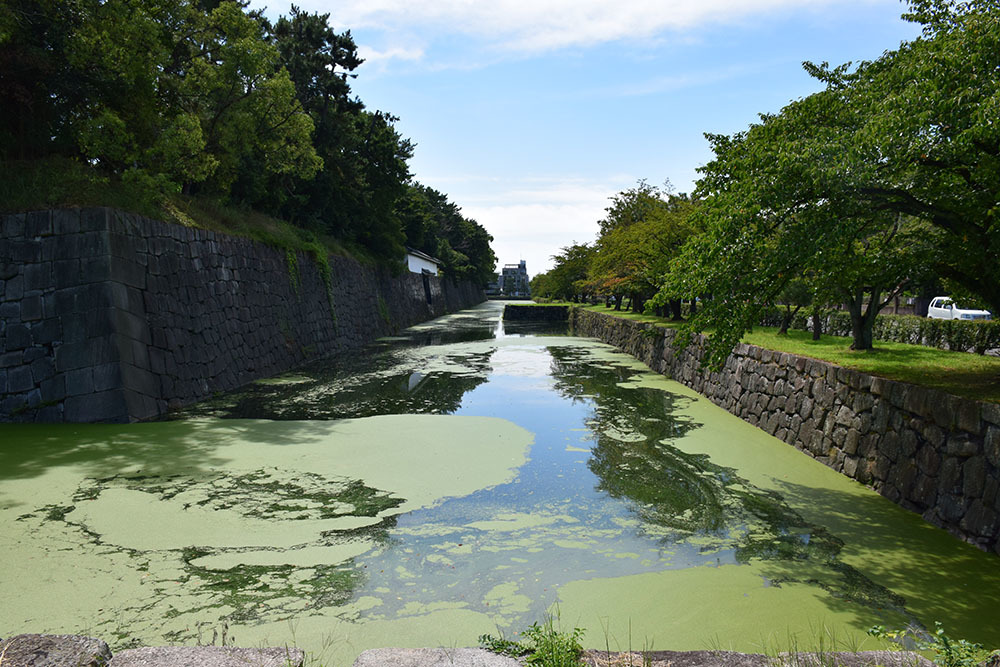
[0, 633, 112, 667]
[108, 646, 304, 667]
[352, 648, 523, 667]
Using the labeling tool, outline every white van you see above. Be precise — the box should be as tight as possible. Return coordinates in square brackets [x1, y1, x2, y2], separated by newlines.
[927, 296, 992, 320]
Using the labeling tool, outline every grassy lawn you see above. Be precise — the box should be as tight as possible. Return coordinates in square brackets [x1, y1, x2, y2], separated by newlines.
[578, 304, 1000, 403]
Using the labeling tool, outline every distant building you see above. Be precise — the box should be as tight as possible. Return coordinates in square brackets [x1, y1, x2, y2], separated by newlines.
[500, 260, 530, 298]
[405, 247, 441, 276]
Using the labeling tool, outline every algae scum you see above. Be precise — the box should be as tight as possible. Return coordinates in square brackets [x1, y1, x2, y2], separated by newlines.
[2, 302, 999, 663]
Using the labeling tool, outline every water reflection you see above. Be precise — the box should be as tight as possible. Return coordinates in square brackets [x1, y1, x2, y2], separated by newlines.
[1, 301, 940, 652]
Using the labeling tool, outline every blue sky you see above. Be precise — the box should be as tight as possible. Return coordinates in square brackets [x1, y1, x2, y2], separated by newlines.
[255, 1, 921, 275]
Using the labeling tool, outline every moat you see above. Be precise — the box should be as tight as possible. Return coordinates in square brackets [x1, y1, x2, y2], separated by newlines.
[1, 302, 998, 665]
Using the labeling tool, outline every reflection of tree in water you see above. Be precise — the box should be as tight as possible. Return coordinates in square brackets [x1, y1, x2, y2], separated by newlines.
[547, 345, 914, 621]
[174, 342, 495, 420]
[547, 346, 722, 533]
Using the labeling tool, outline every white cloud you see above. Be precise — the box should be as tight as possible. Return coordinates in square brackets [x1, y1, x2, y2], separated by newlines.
[296, 0, 859, 55]
[447, 175, 629, 275]
[356, 44, 425, 65]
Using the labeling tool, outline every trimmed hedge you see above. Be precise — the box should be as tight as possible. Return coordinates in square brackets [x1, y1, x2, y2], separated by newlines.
[759, 307, 1000, 354]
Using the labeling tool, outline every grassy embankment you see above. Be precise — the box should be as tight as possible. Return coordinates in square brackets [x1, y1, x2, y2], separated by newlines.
[0, 158, 364, 265]
[571, 304, 1000, 404]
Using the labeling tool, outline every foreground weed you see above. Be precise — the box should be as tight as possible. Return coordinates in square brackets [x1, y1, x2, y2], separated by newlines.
[869, 623, 1000, 667]
[480, 615, 585, 666]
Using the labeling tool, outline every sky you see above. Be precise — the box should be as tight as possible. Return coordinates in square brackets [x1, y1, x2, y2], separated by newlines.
[253, 0, 922, 276]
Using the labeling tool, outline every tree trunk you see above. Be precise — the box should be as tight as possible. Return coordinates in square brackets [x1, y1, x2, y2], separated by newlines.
[778, 305, 802, 335]
[779, 309, 792, 336]
[689, 298, 697, 316]
[631, 293, 644, 313]
[614, 294, 623, 311]
[845, 289, 879, 350]
[670, 299, 683, 321]
[811, 306, 822, 341]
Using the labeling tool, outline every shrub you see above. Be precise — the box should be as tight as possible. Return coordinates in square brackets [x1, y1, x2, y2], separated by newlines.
[758, 307, 1000, 354]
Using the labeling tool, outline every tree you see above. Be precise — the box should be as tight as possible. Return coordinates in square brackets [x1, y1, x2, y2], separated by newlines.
[775, 278, 812, 336]
[2, 0, 321, 195]
[658, 0, 996, 366]
[588, 182, 700, 315]
[542, 243, 595, 302]
[825, 0, 1000, 313]
[396, 183, 496, 284]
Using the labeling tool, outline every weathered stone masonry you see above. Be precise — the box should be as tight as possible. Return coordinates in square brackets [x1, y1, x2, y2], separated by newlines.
[0, 207, 483, 423]
[569, 307, 1000, 555]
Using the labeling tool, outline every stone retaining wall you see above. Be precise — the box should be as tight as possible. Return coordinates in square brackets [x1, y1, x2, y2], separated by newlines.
[0, 208, 483, 422]
[502, 303, 569, 321]
[570, 307, 1000, 554]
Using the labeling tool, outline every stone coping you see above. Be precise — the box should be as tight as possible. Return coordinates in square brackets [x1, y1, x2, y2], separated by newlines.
[0, 635, 303, 667]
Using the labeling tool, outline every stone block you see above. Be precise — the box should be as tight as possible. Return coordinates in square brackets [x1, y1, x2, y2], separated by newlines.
[5, 273, 24, 300]
[55, 341, 94, 371]
[986, 426, 1000, 468]
[53, 208, 81, 235]
[115, 309, 151, 344]
[25, 209, 53, 237]
[834, 405, 853, 427]
[78, 230, 110, 257]
[964, 456, 987, 498]
[23, 262, 51, 292]
[93, 362, 121, 392]
[880, 431, 901, 461]
[982, 470, 1000, 504]
[898, 429, 919, 457]
[40, 374, 66, 403]
[909, 473, 937, 507]
[5, 322, 32, 351]
[0, 300, 19, 320]
[0, 633, 111, 667]
[844, 428, 861, 456]
[946, 435, 979, 458]
[64, 390, 127, 422]
[76, 282, 113, 311]
[852, 392, 875, 414]
[0, 350, 22, 368]
[21, 294, 43, 321]
[931, 394, 955, 430]
[1, 212, 26, 238]
[922, 423, 946, 448]
[915, 444, 941, 476]
[902, 385, 928, 416]
[843, 456, 859, 478]
[79, 255, 111, 283]
[120, 362, 160, 398]
[984, 402, 1000, 426]
[53, 258, 81, 287]
[939, 457, 963, 494]
[65, 367, 95, 396]
[955, 399, 982, 435]
[30, 355, 54, 383]
[80, 207, 109, 232]
[7, 365, 33, 393]
[960, 499, 998, 539]
[872, 398, 892, 433]
[937, 493, 967, 523]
